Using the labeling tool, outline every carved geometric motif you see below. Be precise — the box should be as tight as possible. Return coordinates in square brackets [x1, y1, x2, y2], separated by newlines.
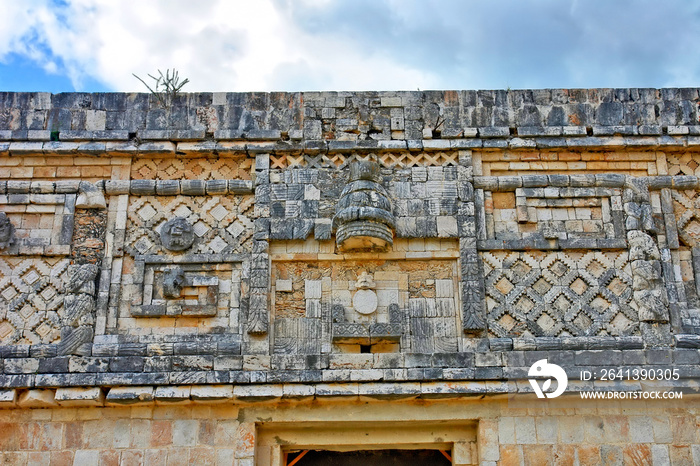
[269, 151, 459, 169]
[0, 257, 69, 344]
[130, 157, 253, 180]
[671, 188, 700, 247]
[130, 261, 242, 321]
[482, 250, 638, 338]
[125, 195, 254, 256]
[667, 153, 700, 177]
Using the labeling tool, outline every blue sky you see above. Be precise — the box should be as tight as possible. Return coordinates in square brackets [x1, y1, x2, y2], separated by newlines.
[1, 0, 700, 93]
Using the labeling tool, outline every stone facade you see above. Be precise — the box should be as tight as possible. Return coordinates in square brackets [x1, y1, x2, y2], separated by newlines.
[1, 89, 700, 464]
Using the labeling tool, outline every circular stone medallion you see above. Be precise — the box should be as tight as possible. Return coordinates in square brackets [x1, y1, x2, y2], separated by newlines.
[352, 289, 378, 315]
[160, 217, 195, 251]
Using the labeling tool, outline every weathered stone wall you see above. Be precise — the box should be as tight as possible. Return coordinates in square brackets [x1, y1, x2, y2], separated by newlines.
[2, 89, 700, 465]
[0, 396, 697, 465]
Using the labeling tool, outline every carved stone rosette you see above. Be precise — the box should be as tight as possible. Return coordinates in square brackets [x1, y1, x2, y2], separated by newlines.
[333, 160, 396, 252]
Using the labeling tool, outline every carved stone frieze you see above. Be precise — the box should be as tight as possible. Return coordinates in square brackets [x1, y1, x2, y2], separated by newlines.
[272, 254, 459, 353]
[127, 256, 243, 320]
[126, 195, 254, 256]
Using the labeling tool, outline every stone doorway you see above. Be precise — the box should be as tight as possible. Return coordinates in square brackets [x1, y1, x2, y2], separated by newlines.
[256, 420, 476, 465]
[285, 449, 452, 465]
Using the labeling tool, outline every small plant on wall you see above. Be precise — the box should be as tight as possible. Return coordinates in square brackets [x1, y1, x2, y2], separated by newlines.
[133, 68, 190, 108]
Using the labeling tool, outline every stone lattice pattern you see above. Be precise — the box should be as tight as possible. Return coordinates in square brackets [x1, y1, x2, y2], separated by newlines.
[0, 256, 68, 344]
[483, 250, 638, 337]
[131, 157, 252, 180]
[125, 195, 254, 256]
[667, 153, 700, 177]
[671, 188, 700, 248]
[269, 151, 459, 170]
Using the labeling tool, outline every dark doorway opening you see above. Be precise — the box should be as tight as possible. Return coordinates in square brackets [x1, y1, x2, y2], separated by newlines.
[286, 449, 452, 466]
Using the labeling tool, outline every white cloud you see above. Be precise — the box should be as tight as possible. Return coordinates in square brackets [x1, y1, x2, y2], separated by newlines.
[0, 0, 439, 91]
[3, 0, 700, 92]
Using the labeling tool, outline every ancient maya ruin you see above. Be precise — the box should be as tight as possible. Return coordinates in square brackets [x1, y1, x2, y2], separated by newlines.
[0, 88, 699, 464]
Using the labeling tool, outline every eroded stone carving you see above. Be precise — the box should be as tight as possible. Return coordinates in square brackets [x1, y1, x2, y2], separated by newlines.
[333, 160, 396, 252]
[628, 230, 669, 323]
[623, 178, 656, 233]
[160, 217, 195, 251]
[75, 181, 107, 209]
[353, 271, 378, 315]
[58, 263, 99, 356]
[0, 213, 16, 249]
[162, 267, 185, 298]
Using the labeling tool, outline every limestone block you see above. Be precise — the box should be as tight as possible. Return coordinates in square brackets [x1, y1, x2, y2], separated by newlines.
[105, 386, 155, 405]
[0, 389, 17, 408]
[55, 387, 105, 406]
[75, 181, 106, 209]
[152, 386, 191, 405]
[304, 280, 322, 299]
[357, 382, 421, 400]
[453, 442, 473, 466]
[282, 384, 315, 399]
[18, 389, 58, 408]
[275, 279, 293, 292]
[191, 385, 233, 403]
[233, 384, 283, 401]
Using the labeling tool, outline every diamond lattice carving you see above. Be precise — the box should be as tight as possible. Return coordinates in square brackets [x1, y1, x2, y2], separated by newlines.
[131, 157, 253, 180]
[125, 195, 255, 256]
[668, 153, 700, 177]
[672, 188, 700, 248]
[532, 277, 552, 296]
[0, 257, 67, 345]
[482, 250, 638, 338]
[514, 295, 535, 314]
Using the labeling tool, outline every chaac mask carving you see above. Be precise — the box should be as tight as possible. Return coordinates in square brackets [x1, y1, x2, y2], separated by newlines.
[332, 160, 396, 252]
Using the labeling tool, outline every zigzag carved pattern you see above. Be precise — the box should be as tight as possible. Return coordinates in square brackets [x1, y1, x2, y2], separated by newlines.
[269, 152, 459, 169]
